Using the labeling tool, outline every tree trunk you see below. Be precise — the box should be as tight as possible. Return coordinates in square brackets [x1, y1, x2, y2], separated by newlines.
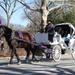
[40, 0, 48, 29]
[7, 15, 10, 27]
[40, 9, 48, 28]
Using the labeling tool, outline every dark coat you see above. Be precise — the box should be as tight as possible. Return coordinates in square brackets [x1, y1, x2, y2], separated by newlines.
[45, 23, 55, 35]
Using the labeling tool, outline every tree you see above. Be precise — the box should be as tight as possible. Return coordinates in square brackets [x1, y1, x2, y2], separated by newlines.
[48, 0, 75, 25]
[48, 8, 75, 25]
[22, 9, 41, 33]
[17, 0, 75, 29]
[16, 0, 59, 28]
[0, 0, 21, 27]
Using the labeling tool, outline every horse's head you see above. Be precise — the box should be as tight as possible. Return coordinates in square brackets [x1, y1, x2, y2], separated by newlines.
[0, 25, 5, 39]
[0, 25, 12, 40]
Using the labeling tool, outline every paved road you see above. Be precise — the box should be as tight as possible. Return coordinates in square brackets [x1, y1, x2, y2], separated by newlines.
[0, 54, 75, 75]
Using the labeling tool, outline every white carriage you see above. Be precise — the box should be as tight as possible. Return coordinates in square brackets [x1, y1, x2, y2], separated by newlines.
[35, 23, 75, 61]
[54, 23, 75, 60]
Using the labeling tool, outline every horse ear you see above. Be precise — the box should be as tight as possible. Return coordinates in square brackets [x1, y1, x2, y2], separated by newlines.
[0, 27, 4, 32]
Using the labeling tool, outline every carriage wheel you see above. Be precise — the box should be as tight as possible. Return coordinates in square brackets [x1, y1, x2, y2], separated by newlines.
[70, 40, 75, 60]
[52, 45, 61, 62]
[71, 50, 75, 60]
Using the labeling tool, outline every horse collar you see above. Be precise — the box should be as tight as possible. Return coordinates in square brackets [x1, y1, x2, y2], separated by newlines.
[18, 31, 23, 39]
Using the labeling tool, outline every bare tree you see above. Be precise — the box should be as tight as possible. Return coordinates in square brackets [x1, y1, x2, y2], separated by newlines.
[17, 0, 75, 29]
[23, 9, 41, 26]
[0, 0, 21, 27]
[23, 12, 41, 34]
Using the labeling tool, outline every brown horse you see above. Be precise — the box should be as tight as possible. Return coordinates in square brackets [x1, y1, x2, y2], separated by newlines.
[0, 25, 37, 64]
[11, 31, 38, 63]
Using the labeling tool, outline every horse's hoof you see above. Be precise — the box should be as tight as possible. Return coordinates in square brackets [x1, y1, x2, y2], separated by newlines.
[32, 59, 35, 62]
[8, 63, 12, 66]
[8, 62, 13, 65]
[8, 64, 10, 66]
[32, 58, 38, 62]
[25, 60, 29, 63]
[26, 60, 31, 64]
[17, 61, 21, 65]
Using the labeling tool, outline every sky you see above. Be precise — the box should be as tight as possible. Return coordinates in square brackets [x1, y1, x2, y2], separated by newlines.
[0, 0, 33, 27]
[0, 0, 59, 27]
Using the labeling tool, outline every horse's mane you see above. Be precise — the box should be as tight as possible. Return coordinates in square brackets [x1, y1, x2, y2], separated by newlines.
[0, 25, 12, 31]
[0, 25, 32, 41]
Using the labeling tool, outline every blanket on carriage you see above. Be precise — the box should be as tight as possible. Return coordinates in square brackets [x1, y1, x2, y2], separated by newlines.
[34, 33, 54, 44]
[35, 33, 49, 43]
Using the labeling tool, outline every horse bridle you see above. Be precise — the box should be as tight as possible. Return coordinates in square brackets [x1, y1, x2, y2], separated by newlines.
[0, 27, 5, 39]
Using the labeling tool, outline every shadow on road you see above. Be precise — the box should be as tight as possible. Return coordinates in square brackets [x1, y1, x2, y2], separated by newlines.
[0, 57, 75, 75]
[0, 62, 75, 75]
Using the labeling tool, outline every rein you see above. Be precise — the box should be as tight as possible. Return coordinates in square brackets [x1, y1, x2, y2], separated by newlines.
[15, 38, 52, 51]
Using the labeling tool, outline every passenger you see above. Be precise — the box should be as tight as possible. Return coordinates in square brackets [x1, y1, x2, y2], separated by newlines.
[64, 31, 70, 45]
[45, 20, 55, 42]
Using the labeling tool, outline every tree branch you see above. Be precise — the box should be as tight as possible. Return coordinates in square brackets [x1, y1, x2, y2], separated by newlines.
[10, 6, 23, 16]
[8, 1, 12, 13]
[17, 0, 40, 12]
[48, 4, 75, 14]
[24, 9, 38, 25]
[10, 1, 16, 16]
[0, 4, 7, 13]
[34, 0, 41, 7]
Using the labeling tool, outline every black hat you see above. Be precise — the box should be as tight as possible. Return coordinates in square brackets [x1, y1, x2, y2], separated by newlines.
[47, 20, 52, 22]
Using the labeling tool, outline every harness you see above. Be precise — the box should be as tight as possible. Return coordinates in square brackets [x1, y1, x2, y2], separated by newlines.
[18, 31, 23, 39]
[11, 30, 23, 40]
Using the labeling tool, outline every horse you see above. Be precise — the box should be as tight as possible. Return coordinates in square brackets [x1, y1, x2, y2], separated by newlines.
[0, 25, 38, 64]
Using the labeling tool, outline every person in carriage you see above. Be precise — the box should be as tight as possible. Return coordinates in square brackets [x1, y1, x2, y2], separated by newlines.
[45, 20, 55, 42]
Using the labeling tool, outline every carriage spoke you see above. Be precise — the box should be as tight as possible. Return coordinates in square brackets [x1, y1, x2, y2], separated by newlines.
[52, 45, 61, 62]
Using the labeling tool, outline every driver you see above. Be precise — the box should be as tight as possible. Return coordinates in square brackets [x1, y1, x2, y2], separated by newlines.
[45, 20, 55, 42]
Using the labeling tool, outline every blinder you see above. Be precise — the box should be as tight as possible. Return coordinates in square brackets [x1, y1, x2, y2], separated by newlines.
[0, 27, 4, 39]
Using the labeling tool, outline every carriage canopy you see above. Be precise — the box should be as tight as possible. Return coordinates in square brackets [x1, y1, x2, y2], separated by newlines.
[55, 23, 75, 37]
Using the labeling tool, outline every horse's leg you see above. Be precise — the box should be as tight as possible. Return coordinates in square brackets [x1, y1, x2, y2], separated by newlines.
[31, 46, 37, 61]
[11, 39, 21, 64]
[31, 48, 35, 61]
[9, 49, 14, 64]
[25, 46, 30, 63]
[14, 48, 21, 64]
